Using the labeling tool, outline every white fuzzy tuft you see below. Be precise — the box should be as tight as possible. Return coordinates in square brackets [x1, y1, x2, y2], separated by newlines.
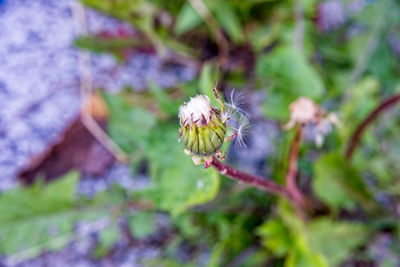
[179, 95, 212, 126]
[227, 89, 246, 112]
[227, 107, 251, 148]
[221, 90, 247, 123]
[234, 111, 251, 147]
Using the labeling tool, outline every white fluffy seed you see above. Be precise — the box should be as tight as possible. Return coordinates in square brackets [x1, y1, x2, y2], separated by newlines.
[179, 95, 212, 126]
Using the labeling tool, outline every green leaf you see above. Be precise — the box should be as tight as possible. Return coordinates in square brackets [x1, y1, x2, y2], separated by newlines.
[175, 0, 244, 43]
[256, 45, 325, 120]
[74, 35, 149, 60]
[128, 211, 155, 239]
[285, 250, 327, 267]
[0, 172, 78, 226]
[257, 202, 328, 267]
[262, 93, 292, 121]
[93, 223, 120, 258]
[199, 62, 220, 107]
[306, 218, 369, 266]
[148, 82, 180, 117]
[159, 166, 219, 215]
[0, 172, 100, 254]
[257, 219, 292, 256]
[171, 214, 201, 238]
[207, 242, 224, 267]
[313, 152, 376, 211]
[213, 1, 244, 43]
[367, 41, 398, 90]
[174, 3, 202, 35]
[143, 124, 220, 215]
[249, 24, 281, 52]
[129, 108, 157, 142]
[341, 77, 379, 139]
[0, 172, 115, 259]
[80, 0, 167, 55]
[103, 92, 156, 153]
[144, 258, 196, 267]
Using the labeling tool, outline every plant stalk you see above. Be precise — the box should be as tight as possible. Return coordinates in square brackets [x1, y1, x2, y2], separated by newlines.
[285, 126, 306, 207]
[210, 157, 291, 200]
[345, 93, 400, 159]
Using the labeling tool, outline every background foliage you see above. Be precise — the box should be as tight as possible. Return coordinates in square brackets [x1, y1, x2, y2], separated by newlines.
[2, 0, 400, 266]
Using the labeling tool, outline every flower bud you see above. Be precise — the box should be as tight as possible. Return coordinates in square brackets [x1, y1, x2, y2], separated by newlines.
[285, 97, 340, 147]
[178, 95, 227, 156]
[284, 97, 319, 129]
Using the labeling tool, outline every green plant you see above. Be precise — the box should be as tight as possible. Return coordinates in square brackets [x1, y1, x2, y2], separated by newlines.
[4, 0, 400, 266]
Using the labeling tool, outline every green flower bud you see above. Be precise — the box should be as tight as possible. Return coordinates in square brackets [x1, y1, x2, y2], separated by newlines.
[179, 90, 251, 167]
[178, 95, 227, 156]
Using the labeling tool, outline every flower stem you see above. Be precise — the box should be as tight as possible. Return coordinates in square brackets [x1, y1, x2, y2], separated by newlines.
[345, 93, 400, 159]
[286, 126, 306, 207]
[210, 157, 291, 200]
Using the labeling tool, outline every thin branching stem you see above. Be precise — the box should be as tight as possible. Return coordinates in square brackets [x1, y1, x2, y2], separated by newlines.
[210, 156, 309, 218]
[210, 157, 291, 200]
[286, 126, 306, 207]
[345, 93, 400, 159]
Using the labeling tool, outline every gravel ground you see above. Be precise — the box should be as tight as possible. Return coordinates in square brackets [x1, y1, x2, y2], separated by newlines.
[0, 0, 195, 191]
[0, 0, 194, 266]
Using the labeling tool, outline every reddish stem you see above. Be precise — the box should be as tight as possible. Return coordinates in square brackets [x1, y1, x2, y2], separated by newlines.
[345, 93, 400, 159]
[210, 157, 291, 200]
[286, 126, 306, 206]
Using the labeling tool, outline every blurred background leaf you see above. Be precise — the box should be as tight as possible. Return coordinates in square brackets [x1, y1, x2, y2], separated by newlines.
[3, 0, 400, 265]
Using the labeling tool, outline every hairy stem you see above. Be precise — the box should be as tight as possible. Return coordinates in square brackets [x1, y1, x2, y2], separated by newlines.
[210, 157, 291, 200]
[345, 93, 400, 159]
[286, 126, 306, 206]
